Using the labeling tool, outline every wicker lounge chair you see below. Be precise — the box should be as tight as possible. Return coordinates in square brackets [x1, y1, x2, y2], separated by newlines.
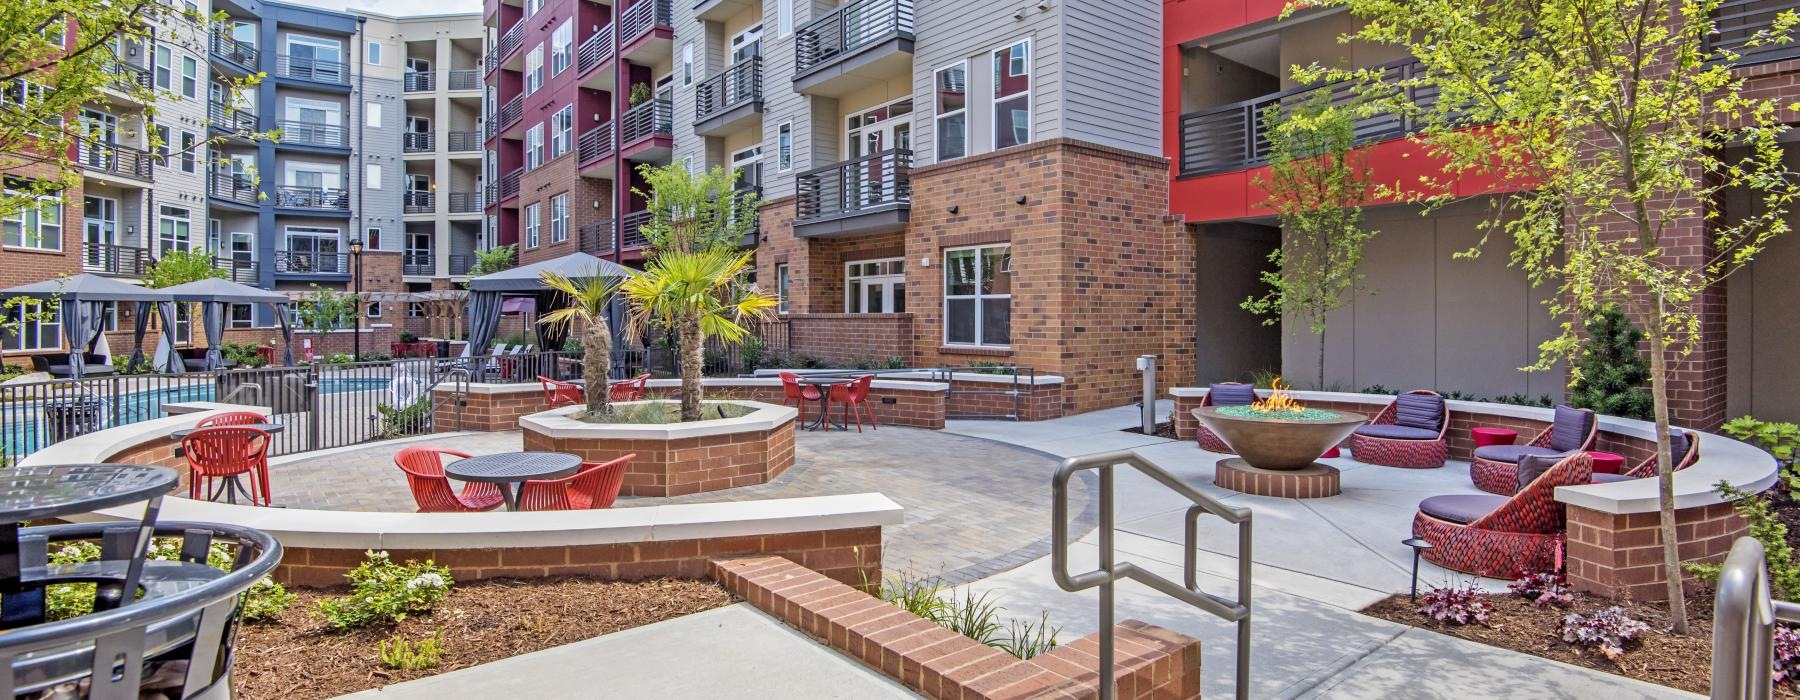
[1469, 405, 1597, 495]
[1194, 382, 1257, 454]
[1591, 431, 1699, 484]
[1347, 390, 1450, 468]
[1413, 451, 1594, 579]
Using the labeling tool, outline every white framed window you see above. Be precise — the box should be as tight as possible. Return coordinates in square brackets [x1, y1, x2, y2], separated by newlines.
[934, 61, 967, 162]
[550, 192, 569, 243]
[228, 304, 254, 329]
[365, 101, 381, 127]
[153, 125, 171, 166]
[550, 105, 573, 158]
[845, 258, 905, 313]
[525, 44, 544, 94]
[777, 0, 792, 37]
[366, 226, 382, 249]
[525, 123, 545, 169]
[777, 122, 792, 171]
[551, 20, 573, 75]
[681, 43, 694, 86]
[158, 205, 191, 254]
[181, 56, 198, 98]
[366, 163, 382, 189]
[367, 41, 382, 66]
[523, 203, 541, 247]
[682, 156, 693, 174]
[408, 303, 425, 317]
[285, 35, 343, 82]
[943, 244, 1011, 347]
[179, 130, 198, 173]
[284, 97, 342, 126]
[775, 263, 790, 314]
[992, 40, 1031, 150]
[526, 0, 544, 16]
[2, 302, 60, 351]
[154, 46, 173, 90]
[2, 191, 61, 251]
[365, 300, 382, 318]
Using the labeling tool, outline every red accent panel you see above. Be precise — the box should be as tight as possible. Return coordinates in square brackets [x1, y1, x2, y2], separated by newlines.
[1164, 0, 1288, 47]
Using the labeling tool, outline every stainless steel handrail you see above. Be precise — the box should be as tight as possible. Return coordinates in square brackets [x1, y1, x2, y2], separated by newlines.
[1053, 450, 1252, 699]
[1711, 537, 1800, 699]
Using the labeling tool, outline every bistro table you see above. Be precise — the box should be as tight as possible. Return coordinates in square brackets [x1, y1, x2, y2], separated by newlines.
[444, 451, 582, 511]
[173, 424, 286, 505]
[0, 464, 178, 624]
[797, 376, 856, 431]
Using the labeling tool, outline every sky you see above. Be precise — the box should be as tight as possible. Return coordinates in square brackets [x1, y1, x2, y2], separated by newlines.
[289, 0, 483, 17]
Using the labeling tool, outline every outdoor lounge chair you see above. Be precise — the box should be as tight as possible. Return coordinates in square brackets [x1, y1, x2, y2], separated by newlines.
[517, 454, 633, 510]
[1591, 431, 1699, 484]
[1347, 390, 1450, 468]
[1194, 382, 1257, 453]
[1469, 405, 1597, 495]
[1413, 451, 1594, 579]
[30, 353, 114, 378]
[394, 446, 505, 512]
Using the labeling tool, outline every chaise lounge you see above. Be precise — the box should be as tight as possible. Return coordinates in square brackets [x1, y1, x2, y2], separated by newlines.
[1414, 451, 1594, 579]
[1469, 404, 1597, 495]
[1193, 382, 1257, 454]
[1347, 390, 1449, 468]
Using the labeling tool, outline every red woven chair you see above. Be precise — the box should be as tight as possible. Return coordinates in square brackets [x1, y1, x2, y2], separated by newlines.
[393, 446, 505, 513]
[829, 374, 878, 432]
[1413, 451, 1594, 579]
[539, 375, 585, 408]
[182, 427, 270, 506]
[608, 373, 652, 401]
[1593, 431, 1700, 484]
[518, 454, 634, 511]
[1347, 390, 1450, 468]
[1469, 405, 1598, 494]
[779, 372, 821, 424]
[1194, 383, 1256, 453]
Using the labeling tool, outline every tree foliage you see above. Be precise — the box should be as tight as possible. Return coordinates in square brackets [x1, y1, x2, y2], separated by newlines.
[1567, 304, 1653, 420]
[618, 250, 776, 421]
[141, 249, 226, 289]
[294, 285, 360, 336]
[465, 244, 517, 281]
[538, 271, 621, 415]
[634, 162, 760, 256]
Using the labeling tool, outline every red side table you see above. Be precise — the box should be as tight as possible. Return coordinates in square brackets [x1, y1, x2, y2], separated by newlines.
[1586, 451, 1626, 475]
[1471, 427, 1518, 450]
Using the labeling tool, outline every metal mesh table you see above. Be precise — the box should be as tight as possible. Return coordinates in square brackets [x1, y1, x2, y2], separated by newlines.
[444, 452, 582, 511]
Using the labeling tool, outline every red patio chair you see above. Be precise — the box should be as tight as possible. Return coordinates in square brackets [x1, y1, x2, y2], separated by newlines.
[830, 374, 878, 432]
[182, 427, 270, 506]
[393, 446, 505, 513]
[196, 410, 265, 429]
[778, 372, 820, 424]
[539, 375, 585, 408]
[609, 373, 652, 401]
[1413, 452, 1593, 579]
[517, 454, 634, 511]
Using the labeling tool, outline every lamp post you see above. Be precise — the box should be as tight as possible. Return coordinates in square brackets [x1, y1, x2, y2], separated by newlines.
[1402, 536, 1434, 601]
[349, 237, 363, 361]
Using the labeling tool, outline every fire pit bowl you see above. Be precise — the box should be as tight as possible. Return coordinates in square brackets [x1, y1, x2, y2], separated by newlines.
[1192, 405, 1368, 471]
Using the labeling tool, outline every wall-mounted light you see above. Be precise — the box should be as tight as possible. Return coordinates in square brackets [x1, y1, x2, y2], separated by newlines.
[920, 257, 931, 268]
[946, 204, 958, 214]
[1015, 195, 1028, 205]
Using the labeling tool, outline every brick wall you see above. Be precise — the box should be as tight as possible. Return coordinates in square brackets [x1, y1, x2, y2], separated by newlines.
[522, 419, 796, 497]
[0, 159, 83, 365]
[945, 381, 1064, 421]
[515, 150, 612, 266]
[787, 313, 915, 367]
[1565, 502, 1746, 601]
[642, 383, 948, 430]
[431, 385, 555, 432]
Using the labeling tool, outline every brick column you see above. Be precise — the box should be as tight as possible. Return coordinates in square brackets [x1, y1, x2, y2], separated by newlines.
[1564, 502, 1745, 601]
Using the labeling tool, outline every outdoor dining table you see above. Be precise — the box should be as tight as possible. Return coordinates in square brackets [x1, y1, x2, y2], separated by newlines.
[443, 451, 582, 511]
[797, 376, 856, 431]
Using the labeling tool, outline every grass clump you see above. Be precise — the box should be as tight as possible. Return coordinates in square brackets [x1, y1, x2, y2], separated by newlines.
[576, 400, 755, 424]
[379, 629, 446, 670]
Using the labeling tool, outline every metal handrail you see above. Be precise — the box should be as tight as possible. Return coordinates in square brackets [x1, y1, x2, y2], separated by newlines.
[446, 131, 482, 152]
[403, 130, 434, 153]
[1053, 450, 1252, 699]
[1711, 537, 1800, 699]
[929, 365, 1033, 420]
[578, 24, 616, 74]
[499, 168, 522, 200]
[488, 20, 526, 72]
[620, 210, 651, 248]
[579, 122, 616, 163]
[795, 0, 913, 77]
[403, 71, 434, 92]
[278, 120, 348, 148]
[796, 148, 911, 220]
[620, 98, 672, 145]
[276, 54, 349, 84]
[497, 94, 524, 129]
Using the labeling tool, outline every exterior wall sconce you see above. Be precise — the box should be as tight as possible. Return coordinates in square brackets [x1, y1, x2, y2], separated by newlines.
[1015, 195, 1028, 205]
[946, 205, 958, 214]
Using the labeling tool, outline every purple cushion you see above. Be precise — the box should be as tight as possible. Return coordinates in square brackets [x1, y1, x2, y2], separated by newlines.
[1549, 405, 1595, 452]
[1515, 453, 1564, 492]
[1669, 430, 1692, 463]
[1591, 473, 1637, 484]
[1355, 424, 1440, 441]
[1393, 393, 1444, 432]
[1419, 494, 1507, 525]
[1472, 444, 1562, 464]
[1209, 383, 1256, 407]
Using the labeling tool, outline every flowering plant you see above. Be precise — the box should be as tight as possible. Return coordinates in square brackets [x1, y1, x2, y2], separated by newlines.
[1418, 583, 1494, 625]
[1508, 572, 1575, 607]
[317, 551, 454, 629]
[1559, 607, 1652, 661]
[1776, 625, 1800, 686]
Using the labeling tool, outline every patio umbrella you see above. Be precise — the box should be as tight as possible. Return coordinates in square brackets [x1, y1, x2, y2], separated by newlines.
[161, 278, 297, 368]
[0, 274, 178, 377]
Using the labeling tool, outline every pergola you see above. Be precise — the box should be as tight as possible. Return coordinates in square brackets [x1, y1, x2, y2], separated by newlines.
[160, 278, 295, 369]
[0, 274, 182, 377]
[463, 252, 635, 358]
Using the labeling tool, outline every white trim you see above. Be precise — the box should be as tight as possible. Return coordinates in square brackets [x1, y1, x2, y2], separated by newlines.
[520, 400, 797, 441]
[933, 60, 968, 162]
[941, 243, 1011, 349]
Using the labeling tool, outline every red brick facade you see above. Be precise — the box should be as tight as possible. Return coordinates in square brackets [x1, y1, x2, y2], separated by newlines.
[786, 313, 915, 367]
[1565, 502, 1746, 601]
[522, 418, 796, 497]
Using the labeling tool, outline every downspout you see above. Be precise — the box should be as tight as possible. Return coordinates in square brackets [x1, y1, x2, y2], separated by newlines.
[612, 10, 624, 266]
[355, 16, 368, 257]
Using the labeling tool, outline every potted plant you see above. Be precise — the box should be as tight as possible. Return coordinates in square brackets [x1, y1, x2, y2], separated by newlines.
[628, 83, 653, 108]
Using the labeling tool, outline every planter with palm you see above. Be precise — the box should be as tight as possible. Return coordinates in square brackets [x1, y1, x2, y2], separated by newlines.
[618, 250, 776, 422]
[538, 271, 621, 415]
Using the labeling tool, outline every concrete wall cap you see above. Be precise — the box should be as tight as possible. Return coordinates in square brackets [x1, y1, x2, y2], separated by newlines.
[750, 368, 1064, 386]
[520, 400, 798, 441]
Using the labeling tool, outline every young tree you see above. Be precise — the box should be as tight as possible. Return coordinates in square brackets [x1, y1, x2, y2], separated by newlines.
[1240, 92, 1377, 390]
[141, 249, 227, 289]
[463, 244, 517, 283]
[538, 271, 620, 415]
[635, 162, 760, 255]
[618, 250, 776, 421]
[1295, 0, 1800, 631]
[294, 285, 360, 352]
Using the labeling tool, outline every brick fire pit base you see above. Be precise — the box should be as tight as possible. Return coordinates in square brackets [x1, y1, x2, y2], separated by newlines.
[1214, 458, 1341, 499]
[520, 400, 798, 497]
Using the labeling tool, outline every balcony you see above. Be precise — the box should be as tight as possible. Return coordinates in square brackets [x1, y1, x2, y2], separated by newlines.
[209, 32, 258, 71]
[276, 54, 350, 86]
[82, 243, 152, 277]
[102, 61, 152, 92]
[793, 0, 913, 98]
[76, 142, 154, 184]
[448, 191, 482, 213]
[578, 123, 615, 167]
[278, 120, 349, 149]
[404, 191, 434, 214]
[447, 131, 482, 152]
[496, 94, 524, 132]
[449, 254, 474, 275]
[274, 251, 350, 275]
[694, 56, 762, 136]
[1711, 0, 1800, 65]
[484, 183, 498, 207]
[403, 252, 435, 275]
[619, 98, 672, 160]
[447, 69, 481, 91]
[499, 168, 522, 201]
[208, 102, 257, 135]
[209, 170, 259, 207]
[273, 185, 350, 212]
[578, 26, 616, 76]
[404, 131, 434, 153]
[695, 0, 758, 23]
[579, 222, 613, 254]
[794, 148, 911, 237]
[620, 0, 673, 62]
[213, 256, 258, 284]
[403, 71, 434, 92]
[619, 210, 650, 249]
[488, 20, 525, 73]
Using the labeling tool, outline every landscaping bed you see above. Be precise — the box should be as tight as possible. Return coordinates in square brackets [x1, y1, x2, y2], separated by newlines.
[233, 577, 732, 699]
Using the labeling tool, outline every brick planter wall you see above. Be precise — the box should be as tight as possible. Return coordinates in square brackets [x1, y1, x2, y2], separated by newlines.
[643, 383, 948, 430]
[787, 313, 916, 368]
[945, 381, 1064, 421]
[431, 386, 556, 433]
[521, 411, 797, 497]
[1565, 502, 1747, 601]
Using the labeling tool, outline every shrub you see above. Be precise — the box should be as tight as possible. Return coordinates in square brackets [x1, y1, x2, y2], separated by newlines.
[995, 611, 1059, 660]
[1508, 572, 1575, 607]
[871, 571, 1058, 660]
[1559, 607, 1651, 661]
[316, 551, 453, 629]
[884, 356, 906, 370]
[1567, 304, 1654, 421]
[398, 331, 418, 344]
[1684, 482, 1800, 599]
[376, 399, 432, 439]
[242, 577, 297, 622]
[0, 363, 26, 381]
[738, 335, 766, 371]
[1418, 583, 1494, 625]
[221, 342, 267, 368]
[1777, 625, 1800, 687]
[1722, 416, 1800, 497]
[379, 629, 446, 670]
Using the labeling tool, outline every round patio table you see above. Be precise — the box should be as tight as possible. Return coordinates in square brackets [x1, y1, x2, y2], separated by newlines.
[797, 376, 855, 431]
[1471, 427, 1519, 450]
[0, 464, 178, 624]
[444, 451, 582, 511]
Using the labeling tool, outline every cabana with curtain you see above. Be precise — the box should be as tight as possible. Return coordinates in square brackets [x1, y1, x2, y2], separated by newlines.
[161, 278, 297, 369]
[0, 273, 182, 377]
[463, 252, 636, 359]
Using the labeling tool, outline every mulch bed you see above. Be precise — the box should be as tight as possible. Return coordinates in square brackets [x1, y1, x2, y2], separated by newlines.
[1364, 590, 1798, 697]
[233, 577, 733, 700]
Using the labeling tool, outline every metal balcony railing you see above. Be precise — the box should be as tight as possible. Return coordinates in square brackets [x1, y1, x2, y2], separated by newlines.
[449, 254, 474, 275]
[83, 243, 152, 277]
[488, 20, 525, 72]
[578, 123, 615, 164]
[446, 131, 482, 152]
[208, 170, 259, 206]
[1711, 0, 1800, 65]
[403, 71, 434, 92]
[447, 69, 481, 91]
[497, 94, 523, 130]
[448, 191, 482, 213]
[213, 256, 258, 284]
[696, 56, 761, 122]
[620, 210, 650, 249]
[273, 185, 350, 211]
[209, 32, 258, 69]
[278, 120, 348, 148]
[403, 252, 435, 275]
[621, 0, 672, 46]
[403, 131, 434, 153]
[276, 54, 349, 84]
[794, 0, 913, 77]
[484, 183, 498, 206]
[578, 26, 616, 74]
[404, 191, 434, 214]
[102, 61, 152, 91]
[76, 142, 154, 183]
[796, 148, 912, 221]
[274, 251, 350, 274]
[499, 168, 522, 200]
[579, 222, 613, 254]
[620, 98, 672, 146]
[208, 101, 257, 134]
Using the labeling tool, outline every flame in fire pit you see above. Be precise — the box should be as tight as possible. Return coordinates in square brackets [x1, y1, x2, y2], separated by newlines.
[1252, 377, 1305, 416]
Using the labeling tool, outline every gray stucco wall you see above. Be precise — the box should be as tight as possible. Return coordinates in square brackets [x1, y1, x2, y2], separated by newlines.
[1727, 149, 1800, 424]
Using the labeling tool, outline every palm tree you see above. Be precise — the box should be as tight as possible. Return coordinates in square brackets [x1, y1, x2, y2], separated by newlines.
[618, 249, 777, 421]
[537, 270, 621, 414]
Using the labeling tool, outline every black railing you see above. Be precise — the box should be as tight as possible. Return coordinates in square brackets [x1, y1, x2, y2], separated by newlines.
[278, 120, 348, 148]
[208, 101, 257, 134]
[484, 183, 498, 205]
[449, 254, 474, 275]
[403, 252, 435, 275]
[447, 69, 481, 91]
[274, 251, 350, 274]
[1711, 0, 1800, 65]
[448, 191, 482, 213]
[621, 0, 673, 46]
[209, 32, 258, 68]
[578, 26, 616, 74]
[403, 71, 434, 92]
[620, 210, 650, 249]
[796, 148, 912, 221]
[499, 168, 522, 200]
[795, 0, 913, 77]
[82, 243, 152, 277]
[488, 20, 526, 72]
[578, 123, 615, 164]
[208, 170, 259, 206]
[273, 186, 350, 211]
[497, 94, 523, 129]
[403, 131, 434, 153]
[579, 222, 613, 254]
[403, 191, 434, 214]
[276, 54, 349, 84]
[76, 142, 154, 183]
[446, 131, 482, 152]
[102, 61, 152, 91]
[213, 256, 258, 284]
[620, 98, 672, 145]
[696, 56, 761, 122]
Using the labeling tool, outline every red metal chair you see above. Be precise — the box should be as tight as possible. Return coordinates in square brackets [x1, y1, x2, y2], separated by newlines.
[182, 427, 270, 506]
[609, 373, 652, 401]
[779, 372, 821, 424]
[517, 454, 634, 511]
[539, 375, 585, 408]
[196, 411, 265, 429]
[830, 374, 878, 432]
[393, 446, 505, 513]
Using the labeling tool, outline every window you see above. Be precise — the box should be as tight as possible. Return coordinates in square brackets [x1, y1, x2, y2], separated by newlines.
[845, 258, 905, 313]
[2, 191, 61, 250]
[944, 244, 1011, 347]
[681, 43, 693, 86]
[2, 302, 59, 351]
[366, 163, 382, 189]
[367, 41, 382, 65]
[934, 62, 967, 161]
[525, 123, 544, 169]
[366, 226, 381, 249]
[365, 101, 381, 127]
[775, 263, 790, 314]
[154, 46, 172, 90]
[229, 304, 254, 329]
[525, 44, 544, 94]
[182, 56, 198, 98]
[777, 122, 792, 171]
[682, 156, 693, 174]
[179, 131, 197, 173]
[365, 300, 382, 318]
[523, 203, 540, 247]
[550, 193, 569, 243]
[153, 125, 171, 166]
[526, 0, 543, 16]
[550, 105, 573, 158]
[158, 206, 191, 253]
[551, 20, 573, 75]
[408, 303, 425, 317]
[777, 0, 792, 37]
[992, 41, 1031, 150]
